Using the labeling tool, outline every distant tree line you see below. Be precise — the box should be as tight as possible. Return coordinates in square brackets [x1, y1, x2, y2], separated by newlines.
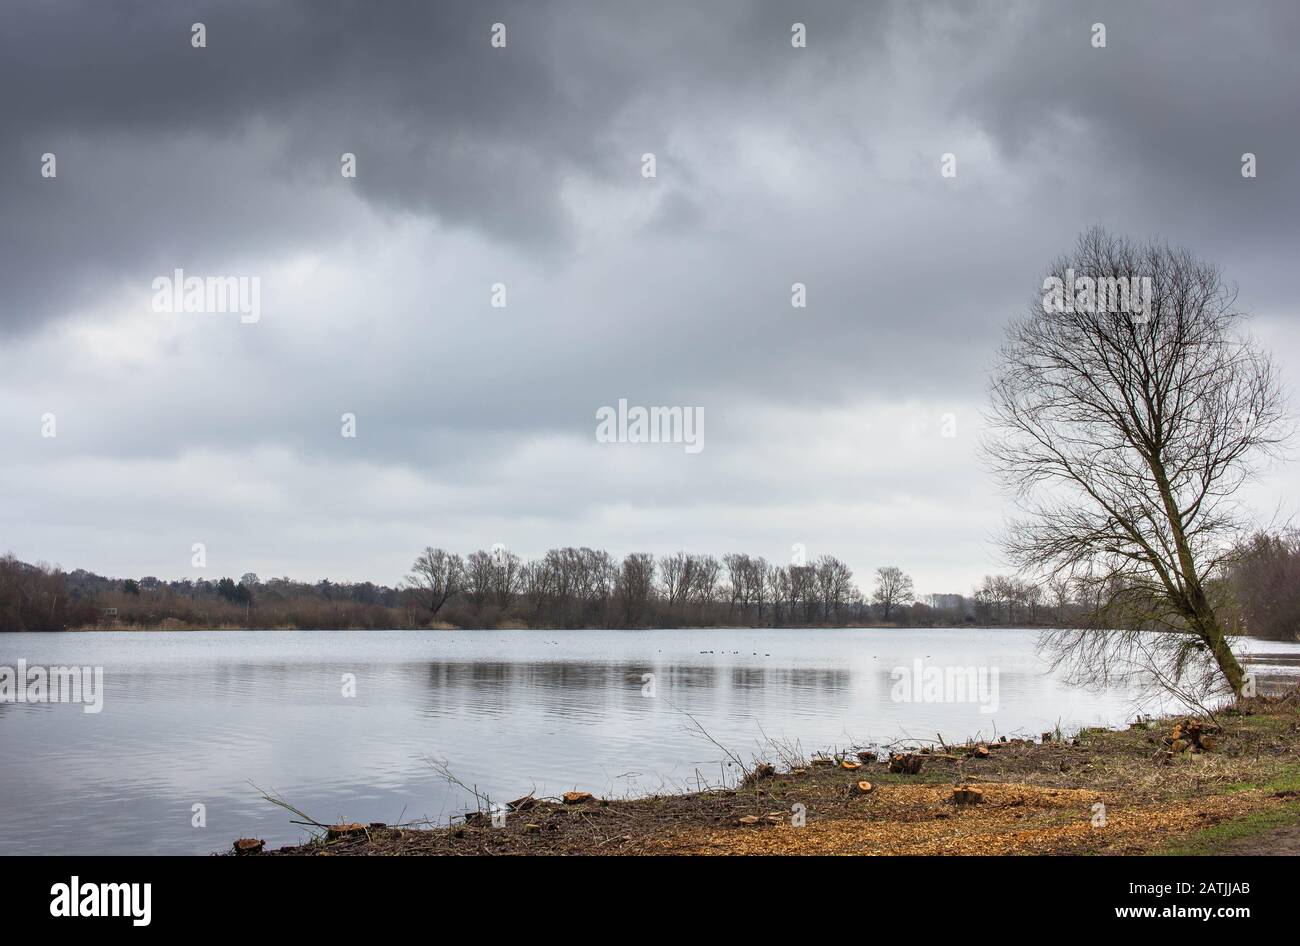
[1215, 530, 1300, 642]
[0, 555, 100, 632]
[0, 556, 407, 631]
[0, 533, 1296, 637]
[404, 547, 875, 629]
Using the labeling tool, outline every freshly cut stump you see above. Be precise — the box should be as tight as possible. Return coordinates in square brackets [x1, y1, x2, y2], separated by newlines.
[888, 753, 924, 775]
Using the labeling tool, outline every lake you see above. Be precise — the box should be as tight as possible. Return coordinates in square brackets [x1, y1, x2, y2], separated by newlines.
[2, 627, 1298, 855]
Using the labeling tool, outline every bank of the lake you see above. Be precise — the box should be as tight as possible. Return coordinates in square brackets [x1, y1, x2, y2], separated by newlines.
[246, 693, 1300, 856]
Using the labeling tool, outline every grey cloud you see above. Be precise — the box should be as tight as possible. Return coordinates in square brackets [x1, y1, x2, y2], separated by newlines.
[2, 0, 1297, 590]
[1, 0, 889, 332]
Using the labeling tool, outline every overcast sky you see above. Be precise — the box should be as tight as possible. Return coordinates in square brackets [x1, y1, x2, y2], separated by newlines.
[2, 0, 1297, 595]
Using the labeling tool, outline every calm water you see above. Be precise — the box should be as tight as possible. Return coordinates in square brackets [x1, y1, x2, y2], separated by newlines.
[2, 627, 1298, 855]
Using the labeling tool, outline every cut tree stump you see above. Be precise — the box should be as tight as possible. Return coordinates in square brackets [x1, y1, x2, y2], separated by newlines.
[855, 781, 874, 795]
[951, 785, 984, 805]
[232, 838, 264, 855]
[562, 791, 595, 805]
[888, 753, 924, 775]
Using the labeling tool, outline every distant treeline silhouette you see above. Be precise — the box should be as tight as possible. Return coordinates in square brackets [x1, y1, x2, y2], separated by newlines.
[1, 535, 1295, 639]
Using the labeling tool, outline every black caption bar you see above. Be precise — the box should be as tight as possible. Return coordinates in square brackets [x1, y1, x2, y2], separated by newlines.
[8, 854, 1275, 932]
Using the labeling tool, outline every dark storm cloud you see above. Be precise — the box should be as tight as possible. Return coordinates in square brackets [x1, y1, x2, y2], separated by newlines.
[6, 0, 1298, 333]
[3, 0, 1296, 438]
[951, 1, 1300, 297]
[0, 0, 886, 332]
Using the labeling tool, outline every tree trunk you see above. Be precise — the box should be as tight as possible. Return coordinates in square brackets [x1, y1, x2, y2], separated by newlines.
[1150, 463, 1246, 696]
[1190, 595, 1246, 696]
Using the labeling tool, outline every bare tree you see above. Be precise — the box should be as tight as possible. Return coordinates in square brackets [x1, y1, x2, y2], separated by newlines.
[692, 554, 722, 609]
[815, 555, 855, 622]
[723, 553, 750, 620]
[491, 548, 523, 609]
[520, 557, 555, 625]
[545, 548, 577, 624]
[659, 551, 691, 616]
[766, 564, 790, 626]
[404, 547, 464, 617]
[465, 549, 495, 609]
[617, 553, 656, 626]
[788, 564, 817, 623]
[580, 547, 617, 624]
[815, 557, 836, 621]
[872, 566, 914, 622]
[748, 556, 770, 624]
[985, 228, 1289, 695]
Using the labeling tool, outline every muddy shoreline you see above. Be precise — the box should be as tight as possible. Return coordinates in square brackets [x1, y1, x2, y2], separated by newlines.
[230, 692, 1300, 856]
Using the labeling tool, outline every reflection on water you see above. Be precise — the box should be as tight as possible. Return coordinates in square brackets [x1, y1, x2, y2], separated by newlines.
[1, 627, 1297, 855]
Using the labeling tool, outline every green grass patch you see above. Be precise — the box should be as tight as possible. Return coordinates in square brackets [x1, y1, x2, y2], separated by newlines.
[1219, 762, 1300, 794]
[1151, 800, 1300, 856]
[1230, 713, 1294, 733]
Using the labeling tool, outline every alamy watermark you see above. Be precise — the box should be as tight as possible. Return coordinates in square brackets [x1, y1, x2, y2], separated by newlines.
[1042, 268, 1151, 321]
[596, 399, 704, 454]
[890, 659, 999, 714]
[151, 269, 261, 323]
[50, 877, 150, 926]
[1, 660, 104, 713]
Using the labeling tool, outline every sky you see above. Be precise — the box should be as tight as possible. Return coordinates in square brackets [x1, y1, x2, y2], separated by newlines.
[2, 0, 1298, 596]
